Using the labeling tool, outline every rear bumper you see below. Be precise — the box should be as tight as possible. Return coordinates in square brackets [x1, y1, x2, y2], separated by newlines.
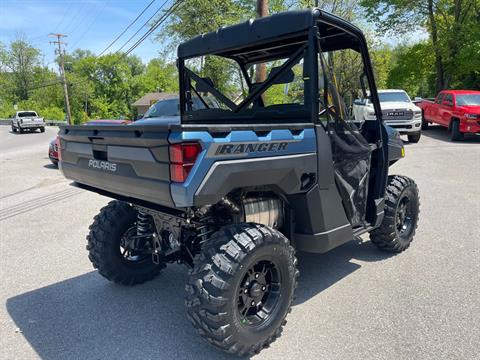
[19, 123, 44, 128]
[385, 118, 422, 134]
[61, 162, 174, 207]
[49, 149, 59, 163]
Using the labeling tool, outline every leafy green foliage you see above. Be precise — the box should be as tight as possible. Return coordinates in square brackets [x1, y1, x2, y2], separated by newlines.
[361, 0, 480, 94]
[0, 0, 478, 123]
[386, 43, 435, 97]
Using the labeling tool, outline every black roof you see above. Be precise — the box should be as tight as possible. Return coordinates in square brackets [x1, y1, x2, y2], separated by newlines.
[177, 8, 364, 63]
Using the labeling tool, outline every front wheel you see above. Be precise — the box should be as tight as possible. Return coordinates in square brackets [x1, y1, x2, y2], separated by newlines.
[19, 127, 24, 134]
[450, 120, 464, 141]
[87, 200, 164, 285]
[40, 127, 45, 133]
[186, 223, 298, 357]
[408, 131, 421, 143]
[370, 175, 419, 252]
[421, 112, 429, 130]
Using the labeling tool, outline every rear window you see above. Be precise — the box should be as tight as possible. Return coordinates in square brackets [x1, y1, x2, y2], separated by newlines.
[18, 111, 38, 117]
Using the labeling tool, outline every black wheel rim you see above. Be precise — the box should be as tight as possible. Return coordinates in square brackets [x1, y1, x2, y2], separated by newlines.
[396, 194, 415, 240]
[237, 260, 281, 327]
[119, 226, 150, 264]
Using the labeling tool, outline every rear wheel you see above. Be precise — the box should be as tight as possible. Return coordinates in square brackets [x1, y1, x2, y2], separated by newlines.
[87, 200, 164, 285]
[40, 127, 45, 133]
[186, 223, 298, 357]
[450, 119, 464, 141]
[407, 131, 421, 143]
[370, 175, 419, 252]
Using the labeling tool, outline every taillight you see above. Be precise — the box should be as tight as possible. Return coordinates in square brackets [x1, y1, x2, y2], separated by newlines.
[55, 136, 62, 160]
[169, 142, 202, 182]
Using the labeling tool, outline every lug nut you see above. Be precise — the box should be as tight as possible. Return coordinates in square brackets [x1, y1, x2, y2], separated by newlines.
[262, 286, 266, 291]
[255, 273, 259, 278]
[244, 289, 248, 294]
[251, 301, 255, 306]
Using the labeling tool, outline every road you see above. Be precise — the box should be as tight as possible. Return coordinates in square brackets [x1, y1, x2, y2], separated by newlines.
[0, 125, 479, 360]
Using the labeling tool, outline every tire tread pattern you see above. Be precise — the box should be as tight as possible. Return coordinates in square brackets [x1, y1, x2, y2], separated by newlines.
[87, 200, 164, 285]
[185, 223, 298, 357]
[370, 175, 420, 252]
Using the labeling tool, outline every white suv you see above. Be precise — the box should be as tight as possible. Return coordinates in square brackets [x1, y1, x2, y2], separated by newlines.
[353, 89, 422, 143]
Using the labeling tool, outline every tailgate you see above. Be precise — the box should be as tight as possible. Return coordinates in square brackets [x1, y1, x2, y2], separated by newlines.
[21, 117, 44, 125]
[58, 125, 174, 207]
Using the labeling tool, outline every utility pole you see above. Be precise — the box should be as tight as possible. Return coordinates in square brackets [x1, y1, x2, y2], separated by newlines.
[49, 33, 72, 124]
[255, 0, 268, 83]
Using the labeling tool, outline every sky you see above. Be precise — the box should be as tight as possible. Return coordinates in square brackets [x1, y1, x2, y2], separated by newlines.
[0, 0, 173, 68]
[0, 0, 428, 70]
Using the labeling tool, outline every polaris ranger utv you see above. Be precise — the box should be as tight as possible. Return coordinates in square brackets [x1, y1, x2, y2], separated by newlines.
[58, 8, 419, 357]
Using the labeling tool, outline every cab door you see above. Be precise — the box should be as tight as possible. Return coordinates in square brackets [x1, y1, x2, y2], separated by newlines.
[440, 93, 454, 126]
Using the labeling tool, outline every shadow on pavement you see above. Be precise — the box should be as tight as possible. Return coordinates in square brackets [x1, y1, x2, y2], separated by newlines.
[421, 125, 480, 143]
[43, 163, 58, 170]
[6, 240, 392, 360]
[9, 129, 43, 135]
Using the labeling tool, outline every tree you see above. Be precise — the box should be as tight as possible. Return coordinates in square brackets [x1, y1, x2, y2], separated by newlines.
[386, 43, 435, 97]
[0, 39, 41, 100]
[361, 0, 480, 92]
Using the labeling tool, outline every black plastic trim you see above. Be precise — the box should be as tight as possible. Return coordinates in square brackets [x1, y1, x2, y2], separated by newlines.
[194, 153, 317, 206]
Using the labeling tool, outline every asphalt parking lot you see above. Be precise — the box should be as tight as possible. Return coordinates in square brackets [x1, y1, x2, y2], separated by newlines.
[0, 125, 479, 360]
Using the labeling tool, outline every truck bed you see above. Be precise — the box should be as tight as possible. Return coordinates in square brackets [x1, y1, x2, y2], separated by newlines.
[59, 124, 174, 208]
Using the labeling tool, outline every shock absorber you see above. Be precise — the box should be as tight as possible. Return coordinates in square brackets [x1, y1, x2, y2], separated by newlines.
[137, 210, 154, 237]
[196, 216, 215, 246]
[137, 210, 162, 263]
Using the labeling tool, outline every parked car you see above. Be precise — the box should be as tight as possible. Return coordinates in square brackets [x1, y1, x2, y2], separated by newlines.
[353, 89, 423, 143]
[11, 111, 45, 133]
[48, 137, 59, 166]
[137, 95, 219, 124]
[418, 90, 480, 141]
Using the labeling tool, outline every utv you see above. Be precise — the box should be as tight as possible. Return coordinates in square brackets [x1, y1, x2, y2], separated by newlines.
[58, 8, 419, 357]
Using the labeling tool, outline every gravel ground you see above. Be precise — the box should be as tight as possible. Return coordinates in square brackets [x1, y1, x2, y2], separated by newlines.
[0, 125, 478, 360]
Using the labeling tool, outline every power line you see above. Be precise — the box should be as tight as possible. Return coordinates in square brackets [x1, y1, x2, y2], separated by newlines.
[98, 0, 157, 56]
[70, 0, 112, 50]
[27, 80, 62, 92]
[114, 0, 170, 54]
[123, 0, 184, 56]
[35, 0, 183, 93]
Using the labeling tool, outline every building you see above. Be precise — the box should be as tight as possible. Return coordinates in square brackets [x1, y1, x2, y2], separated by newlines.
[132, 92, 176, 117]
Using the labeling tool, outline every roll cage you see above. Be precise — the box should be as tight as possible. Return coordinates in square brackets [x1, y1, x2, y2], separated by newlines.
[177, 9, 389, 223]
[177, 8, 384, 127]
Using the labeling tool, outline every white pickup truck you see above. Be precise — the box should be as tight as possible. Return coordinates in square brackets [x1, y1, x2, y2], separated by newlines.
[353, 89, 423, 143]
[11, 111, 45, 133]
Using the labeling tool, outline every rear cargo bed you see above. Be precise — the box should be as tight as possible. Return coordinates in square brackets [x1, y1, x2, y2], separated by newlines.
[59, 125, 174, 207]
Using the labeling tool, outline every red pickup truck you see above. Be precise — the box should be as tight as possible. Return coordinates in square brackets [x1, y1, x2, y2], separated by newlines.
[418, 90, 480, 141]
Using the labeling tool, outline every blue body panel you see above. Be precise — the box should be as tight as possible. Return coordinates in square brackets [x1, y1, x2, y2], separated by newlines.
[169, 128, 317, 207]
